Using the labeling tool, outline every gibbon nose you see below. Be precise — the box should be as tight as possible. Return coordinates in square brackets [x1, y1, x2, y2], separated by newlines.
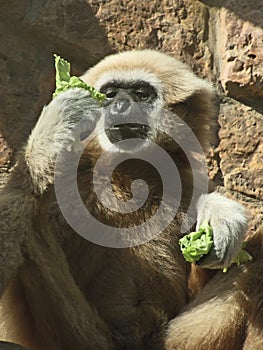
[110, 98, 131, 115]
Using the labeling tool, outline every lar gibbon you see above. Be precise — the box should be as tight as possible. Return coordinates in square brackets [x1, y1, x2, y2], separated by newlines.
[0, 50, 249, 350]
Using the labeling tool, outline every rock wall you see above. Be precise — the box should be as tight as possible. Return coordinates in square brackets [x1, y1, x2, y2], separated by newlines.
[0, 0, 262, 234]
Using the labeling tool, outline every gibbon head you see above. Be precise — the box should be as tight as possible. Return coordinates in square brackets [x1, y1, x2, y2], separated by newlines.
[81, 50, 218, 153]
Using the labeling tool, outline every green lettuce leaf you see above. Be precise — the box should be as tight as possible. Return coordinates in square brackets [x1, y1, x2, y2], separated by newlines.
[179, 220, 252, 270]
[179, 220, 213, 263]
[53, 54, 106, 104]
[223, 242, 252, 272]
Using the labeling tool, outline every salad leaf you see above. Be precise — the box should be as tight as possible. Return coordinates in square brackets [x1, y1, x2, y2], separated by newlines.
[179, 221, 252, 271]
[223, 242, 252, 272]
[53, 54, 106, 104]
[179, 220, 213, 263]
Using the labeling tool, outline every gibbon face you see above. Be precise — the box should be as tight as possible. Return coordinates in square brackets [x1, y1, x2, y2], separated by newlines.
[100, 80, 158, 150]
[82, 53, 164, 153]
[81, 50, 218, 154]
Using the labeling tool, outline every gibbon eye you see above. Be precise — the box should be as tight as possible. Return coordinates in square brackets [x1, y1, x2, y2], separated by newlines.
[105, 88, 117, 99]
[135, 89, 150, 101]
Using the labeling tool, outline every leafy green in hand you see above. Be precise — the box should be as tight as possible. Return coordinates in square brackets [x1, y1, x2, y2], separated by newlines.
[53, 54, 106, 104]
[179, 220, 213, 263]
[223, 242, 252, 272]
[179, 220, 252, 270]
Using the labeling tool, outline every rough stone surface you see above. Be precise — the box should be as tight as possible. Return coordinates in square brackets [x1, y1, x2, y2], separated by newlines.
[88, 0, 214, 78]
[211, 1, 263, 104]
[0, 0, 111, 169]
[0, 0, 262, 234]
[219, 101, 262, 201]
[217, 99, 263, 234]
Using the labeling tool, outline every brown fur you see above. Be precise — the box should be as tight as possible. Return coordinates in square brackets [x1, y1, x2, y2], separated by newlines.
[165, 231, 263, 350]
[0, 50, 258, 350]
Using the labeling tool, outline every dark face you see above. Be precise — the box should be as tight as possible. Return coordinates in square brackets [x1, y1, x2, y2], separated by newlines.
[99, 80, 158, 151]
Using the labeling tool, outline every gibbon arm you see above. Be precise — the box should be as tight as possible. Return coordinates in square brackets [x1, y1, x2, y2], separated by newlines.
[0, 90, 114, 349]
[0, 89, 100, 292]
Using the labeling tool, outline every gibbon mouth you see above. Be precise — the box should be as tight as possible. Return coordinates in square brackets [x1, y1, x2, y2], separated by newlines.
[105, 123, 151, 144]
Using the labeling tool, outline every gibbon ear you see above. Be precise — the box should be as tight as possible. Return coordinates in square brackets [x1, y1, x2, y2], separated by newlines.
[156, 57, 219, 151]
[170, 86, 219, 151]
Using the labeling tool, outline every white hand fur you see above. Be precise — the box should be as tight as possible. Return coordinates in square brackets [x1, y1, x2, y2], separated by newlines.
[24, 88, 101, 194]
[196, 192, 248, 269]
